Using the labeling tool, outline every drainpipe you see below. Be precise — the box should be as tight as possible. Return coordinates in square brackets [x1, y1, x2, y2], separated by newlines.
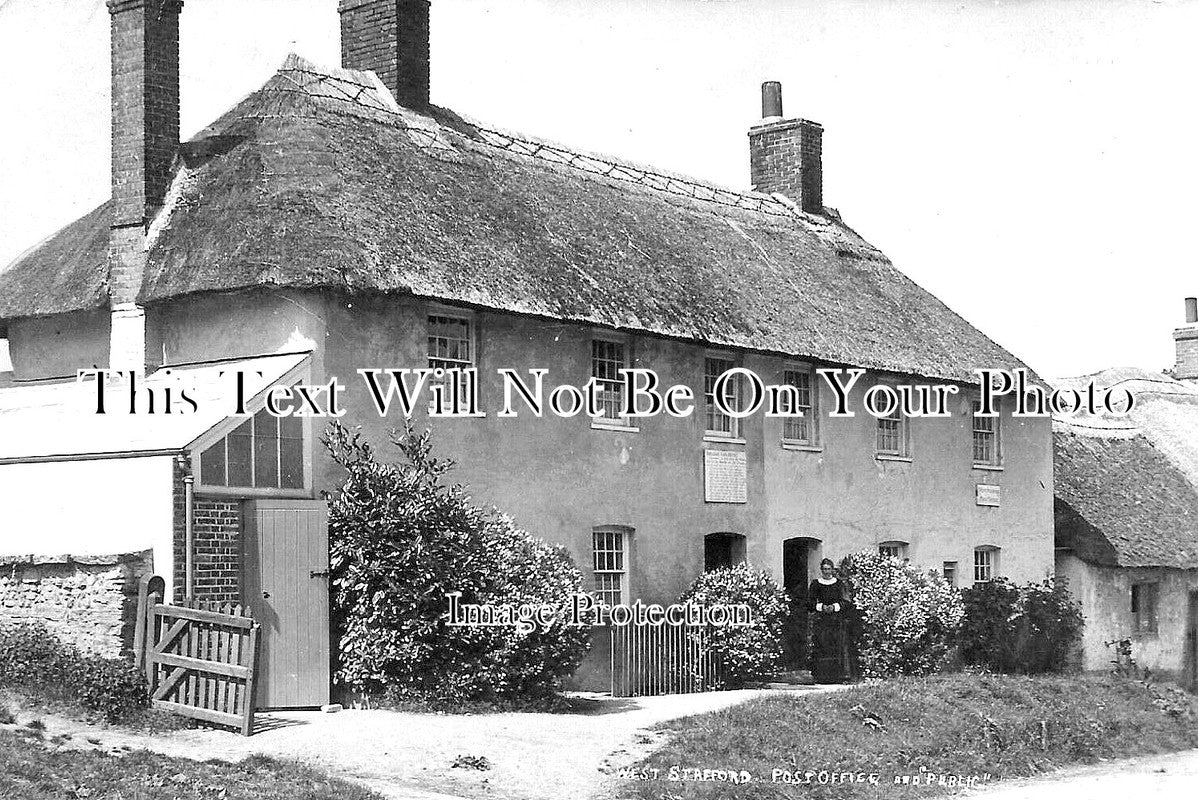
[178, 454, 195, 599]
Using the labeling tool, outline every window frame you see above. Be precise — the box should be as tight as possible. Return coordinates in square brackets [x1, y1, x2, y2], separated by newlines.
[590, 334, 635, 430]
[973, 546, 999, 585]
[592, 525, 633, 608]
[878, 540, 909, 561]
[780, 364, 818, 447]
[972, 398, 1002, 468]
[426, 306, 477, 404]
[875, 395, 909, 458]
[191, 364, 314, 498]
[1130, 581, 1159, 635]
[704, 353, 743, 442]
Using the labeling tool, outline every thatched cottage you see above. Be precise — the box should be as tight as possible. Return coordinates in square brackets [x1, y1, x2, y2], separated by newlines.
[1054, 312, 1198, 689]
[0, 0, 1053, 704]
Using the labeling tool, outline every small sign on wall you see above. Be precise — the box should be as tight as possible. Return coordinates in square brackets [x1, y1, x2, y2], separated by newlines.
[704, 450, 747, 504]
[976, 484, 1001, 507]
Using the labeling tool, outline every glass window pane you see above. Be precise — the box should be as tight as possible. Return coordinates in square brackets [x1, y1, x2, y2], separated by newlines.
[253, 408, 279, 489]
[280, 414, 304, 489]
[199, 437, 227, 486]
[227, 419, 253, 487]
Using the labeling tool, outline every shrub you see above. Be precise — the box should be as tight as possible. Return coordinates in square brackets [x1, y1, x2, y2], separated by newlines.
[677, 564, 789, 687]
[839, 551, 964, 678]
[325, 422, 591, 705]
[960, 577, 1083, 674]
[0, 622, 147, 723]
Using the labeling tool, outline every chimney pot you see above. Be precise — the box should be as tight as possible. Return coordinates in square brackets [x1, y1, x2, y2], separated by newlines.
[761, 81, 783, 119]
[1185, 297, 1197, 324]
[748, 81, 823, 214]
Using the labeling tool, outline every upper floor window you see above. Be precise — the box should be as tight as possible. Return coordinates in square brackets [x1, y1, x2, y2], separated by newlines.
[705, 356, 740, 438]
[876, 402, 907, 456]
[593, 526, 632, 607]
[1131, 582, 1159, 634]
[427, 312, 474, 382]
[781, 367, 816, 445]
[198, 407, 305, 491]
[973, 546, 999, 584]
[591, 338, 629, 425]
[973, 400, 1001, 466]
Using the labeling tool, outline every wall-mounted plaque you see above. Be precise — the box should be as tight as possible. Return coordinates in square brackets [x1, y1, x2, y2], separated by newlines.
[704, 450, 747, 504]
[976, 484, 1001, 507]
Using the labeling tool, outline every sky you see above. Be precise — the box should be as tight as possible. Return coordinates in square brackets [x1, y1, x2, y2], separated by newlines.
[1, 0, 1196, 379]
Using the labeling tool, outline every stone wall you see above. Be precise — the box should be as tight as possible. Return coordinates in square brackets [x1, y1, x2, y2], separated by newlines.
[0, 551, 152, 658]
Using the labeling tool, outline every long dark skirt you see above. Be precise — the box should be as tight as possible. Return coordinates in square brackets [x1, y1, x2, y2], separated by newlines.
[810, 612, 850, 683]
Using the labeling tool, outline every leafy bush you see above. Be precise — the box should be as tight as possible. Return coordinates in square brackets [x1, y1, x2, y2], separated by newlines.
[840, 551, 964, 678]
[960, 577, 1083, 674]
[325, 422, 591, 705]
[0, 622, 147, 723]
[677, 564, 790, 687]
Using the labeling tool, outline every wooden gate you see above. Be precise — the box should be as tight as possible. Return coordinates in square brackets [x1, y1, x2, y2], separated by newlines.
[610, 624, 722, 697]
[243, 499, 331, 709]
[134, 576, 261, 736]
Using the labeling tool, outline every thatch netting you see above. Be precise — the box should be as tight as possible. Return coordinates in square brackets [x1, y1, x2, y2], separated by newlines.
[0, 56, 1029, 385]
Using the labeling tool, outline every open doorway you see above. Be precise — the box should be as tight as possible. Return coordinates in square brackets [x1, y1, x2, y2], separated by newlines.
[782, 537, 821, 670]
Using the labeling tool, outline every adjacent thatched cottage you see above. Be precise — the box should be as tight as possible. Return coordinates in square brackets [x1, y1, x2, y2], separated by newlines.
[0, 0, 1054, 703]
[1054, 316, 1198, 689]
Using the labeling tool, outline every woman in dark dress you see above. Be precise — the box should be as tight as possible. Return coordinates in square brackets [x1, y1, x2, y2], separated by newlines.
[808, 558, 850, 683]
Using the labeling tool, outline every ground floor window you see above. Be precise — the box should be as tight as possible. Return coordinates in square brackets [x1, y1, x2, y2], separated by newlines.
[973, 546, 999, 584]
[878, 541, 908, 561]
[1131, 582, 1159, 634]
[593, 526, 632, 607]
[942, 561, 958, 587]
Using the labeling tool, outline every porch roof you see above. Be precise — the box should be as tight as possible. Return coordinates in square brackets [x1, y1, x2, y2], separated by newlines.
[0, 351, 310, 463]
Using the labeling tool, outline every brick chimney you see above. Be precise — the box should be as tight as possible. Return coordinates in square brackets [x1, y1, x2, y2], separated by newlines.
[1174, 297, 1198, 379]
[748, 81, 823, 214]
[339, 0, 431, 109]
[107, 0, 182, 373]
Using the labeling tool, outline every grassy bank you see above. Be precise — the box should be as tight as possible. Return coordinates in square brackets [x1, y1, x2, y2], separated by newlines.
[0, 726, 384, 800]
[626, 673, 1198, 799]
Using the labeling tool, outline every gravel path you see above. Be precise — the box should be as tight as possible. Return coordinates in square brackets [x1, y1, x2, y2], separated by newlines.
[11, 687, 842, 800]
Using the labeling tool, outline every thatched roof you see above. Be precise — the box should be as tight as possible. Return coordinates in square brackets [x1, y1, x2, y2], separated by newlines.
[0, 55, 1031, 385]
[1053, 368, 1198, 569]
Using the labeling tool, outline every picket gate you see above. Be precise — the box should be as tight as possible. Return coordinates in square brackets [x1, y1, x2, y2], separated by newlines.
[134, 575, 261, 736]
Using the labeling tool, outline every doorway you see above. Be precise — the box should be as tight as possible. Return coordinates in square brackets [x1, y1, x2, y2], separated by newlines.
[243, 499, 331, 709]
[781, 537, 821, 670]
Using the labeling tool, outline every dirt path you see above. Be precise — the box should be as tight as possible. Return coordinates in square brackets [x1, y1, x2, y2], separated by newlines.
[6, 687, 843, 800]
[970, 747, 1198, 800]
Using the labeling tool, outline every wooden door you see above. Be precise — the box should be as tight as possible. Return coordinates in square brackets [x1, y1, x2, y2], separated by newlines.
[243, 499, 330, 709]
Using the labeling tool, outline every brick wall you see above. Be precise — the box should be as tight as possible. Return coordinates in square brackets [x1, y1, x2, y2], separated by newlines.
[339, 0, 430, 109]
[1174, 327, 1198, 379]
[748, 118, 823, 213]
[0, 552, 152, 658]
[172, 459, 243, 604]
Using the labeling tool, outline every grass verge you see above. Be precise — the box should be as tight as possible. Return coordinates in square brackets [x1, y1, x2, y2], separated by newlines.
[625, 673, 1198, 799]
[0, 726, 385, 800]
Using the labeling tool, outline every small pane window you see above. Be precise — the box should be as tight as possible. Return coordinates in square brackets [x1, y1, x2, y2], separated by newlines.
[877, 404, 905, 456]
[782, 368, 815, 444]
[593, 527, 631, 608]
[280, 415, 304, 489]
[226, 418, 253, 487]
[591, 339, 627, 423]
[705, 357, 739, 437]
[974, 547, 999, 584]
[973, 400, 1000, 465]
[253, 408, 280, 489]
[879, 541, 908, 561]
[427, 313, 474, 398]
[942, 561, 958, 587]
